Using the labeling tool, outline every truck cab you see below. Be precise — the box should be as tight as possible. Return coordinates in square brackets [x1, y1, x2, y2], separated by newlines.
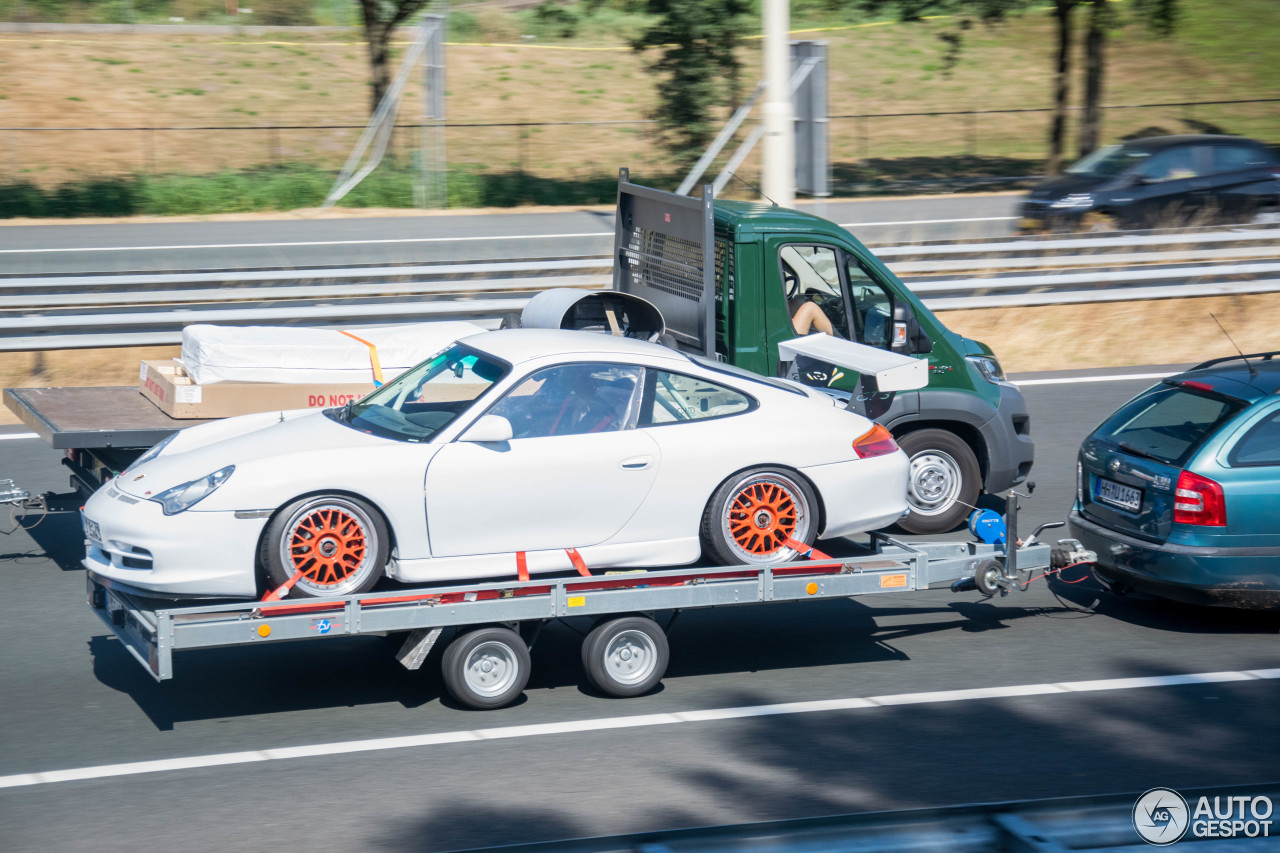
[611, 171, 1034, 534]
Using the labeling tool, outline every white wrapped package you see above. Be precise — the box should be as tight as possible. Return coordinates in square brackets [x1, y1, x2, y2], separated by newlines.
[179, 322, 487, 385]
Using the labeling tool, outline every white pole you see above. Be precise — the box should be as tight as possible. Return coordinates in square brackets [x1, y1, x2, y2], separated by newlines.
[761, 0, 795, 207]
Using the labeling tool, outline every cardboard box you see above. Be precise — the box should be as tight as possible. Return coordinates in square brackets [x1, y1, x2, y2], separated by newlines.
[139, 360, 374, 419]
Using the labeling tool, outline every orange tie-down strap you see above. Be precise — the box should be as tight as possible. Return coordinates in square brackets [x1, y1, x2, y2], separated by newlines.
[783, 538, 832, 561]
[337, 330, 385, 386]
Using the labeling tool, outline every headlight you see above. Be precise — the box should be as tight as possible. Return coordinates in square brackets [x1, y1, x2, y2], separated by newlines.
[1050, 193, 1095, 209]
[966, 354, 1006, 385]
[126, 432, 177, 472]
[151, 466, 234, 515]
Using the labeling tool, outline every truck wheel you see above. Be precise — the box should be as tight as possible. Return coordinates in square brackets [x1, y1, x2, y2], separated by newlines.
[581, 616, 669, 698]
[261, 494, 388, 598]
[895, 430, 980, 535]
[702, 467, 817, 565]
[441, 627, 531, 710]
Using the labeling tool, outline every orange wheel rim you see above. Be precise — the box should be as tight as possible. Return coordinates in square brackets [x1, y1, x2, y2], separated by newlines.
[289, 508, 367, 586]
[727, 481, 797, 555]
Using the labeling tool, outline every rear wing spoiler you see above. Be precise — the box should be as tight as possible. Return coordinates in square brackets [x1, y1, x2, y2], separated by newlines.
[613, 168, 717, 357]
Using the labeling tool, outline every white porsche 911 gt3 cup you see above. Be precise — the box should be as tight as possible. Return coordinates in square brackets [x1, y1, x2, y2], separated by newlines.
[82, 329, 909, 599]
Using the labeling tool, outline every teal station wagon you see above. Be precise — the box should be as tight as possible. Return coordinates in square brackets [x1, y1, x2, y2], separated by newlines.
[1069, 353, 1280, 608]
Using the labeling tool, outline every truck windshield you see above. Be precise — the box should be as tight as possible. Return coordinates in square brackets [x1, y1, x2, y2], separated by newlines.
[336, 343, 509, 442]
[1091, 384, 1243, 466]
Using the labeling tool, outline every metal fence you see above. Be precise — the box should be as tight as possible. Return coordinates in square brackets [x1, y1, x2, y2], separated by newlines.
[3, 97, 1277, 193]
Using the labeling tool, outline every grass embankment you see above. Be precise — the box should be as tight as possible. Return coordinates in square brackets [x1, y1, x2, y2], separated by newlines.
[0, 0, 1276, 215]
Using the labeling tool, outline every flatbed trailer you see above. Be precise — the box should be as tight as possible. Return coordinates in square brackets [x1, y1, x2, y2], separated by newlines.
[4, 386, 203, 496]
[88, 503, 1094, 709]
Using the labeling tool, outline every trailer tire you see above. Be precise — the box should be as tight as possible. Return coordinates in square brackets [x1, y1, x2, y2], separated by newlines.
[895, 429, 980, 535]
[581, 616, 668, 698]
[441, 627, 531, 710]
[973, 558, 1004, 597]
[702, 467, 818, 565]
[499, 312, 523, 330]
[261, 494, 388, 598]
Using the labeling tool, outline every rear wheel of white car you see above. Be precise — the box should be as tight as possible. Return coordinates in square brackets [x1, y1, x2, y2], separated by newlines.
[581, 616, 669, 698]
[895, 429, 980, 535]
[441, 627, 531, 710]
[261, 494, 389, 598]
[702, 467, 817, 565]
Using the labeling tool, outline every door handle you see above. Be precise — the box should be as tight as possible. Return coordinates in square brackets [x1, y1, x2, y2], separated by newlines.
[619, 456, 654, 471]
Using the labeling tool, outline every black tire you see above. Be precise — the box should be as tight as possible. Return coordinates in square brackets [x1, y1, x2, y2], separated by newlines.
[498, 312, 523, 330]
[701, 466, 818, 565]
[973, 558, 1004, 597]
[581, 616, 669, 698]
[441, 627, 531, 710]
[260, 494, 389, 598]
[895, 429, 981, 535]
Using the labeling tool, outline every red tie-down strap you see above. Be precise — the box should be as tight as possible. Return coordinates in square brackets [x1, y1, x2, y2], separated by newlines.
[516, 551, 529, 583]
[783, 538, 831, 560]
[565, 548, 592, 577]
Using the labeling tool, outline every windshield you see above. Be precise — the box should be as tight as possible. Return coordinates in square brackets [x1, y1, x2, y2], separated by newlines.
[1091, 384, 1243, 466]
[1066, 143, 1151, 178]
[338, 343, 509, 442]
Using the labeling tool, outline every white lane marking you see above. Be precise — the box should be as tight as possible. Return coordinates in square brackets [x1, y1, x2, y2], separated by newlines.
[1, 668, 1274, 790]
[838, 216, 1017, 227]
[1014, 371, 1174, 387]
[0, 216, 1018, 255]
[0, 432, 38, 441]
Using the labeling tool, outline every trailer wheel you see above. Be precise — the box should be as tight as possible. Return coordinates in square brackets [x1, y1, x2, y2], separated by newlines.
[441, 627, 531, 710]
[895, 429, 980, 535]
[261, 494, 388, 598]
[973, 558, 1004, 597]
[581, 616, 669, 698]
[702, 467, 817, 565]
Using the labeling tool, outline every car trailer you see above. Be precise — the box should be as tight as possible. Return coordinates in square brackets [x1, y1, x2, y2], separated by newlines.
[88, 496, 1095, 710]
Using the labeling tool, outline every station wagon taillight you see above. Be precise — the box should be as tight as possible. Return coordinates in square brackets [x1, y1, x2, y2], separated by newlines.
[854, 424, 898, 459]
[1174, 471, 1226, 526]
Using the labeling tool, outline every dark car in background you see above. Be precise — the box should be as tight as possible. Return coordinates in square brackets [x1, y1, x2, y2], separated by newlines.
[1019, 134, 1280, 232]
[1069, 353, 1280, 609]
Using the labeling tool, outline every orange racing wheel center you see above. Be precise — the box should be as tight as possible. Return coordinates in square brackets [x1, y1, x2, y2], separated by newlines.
[727, 480, 799, 556]
[288, 507, 368, 586]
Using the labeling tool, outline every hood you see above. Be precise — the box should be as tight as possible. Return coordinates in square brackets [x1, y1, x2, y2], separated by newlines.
[1026, 172, 1112, 200]
[116, 409, 389, 498]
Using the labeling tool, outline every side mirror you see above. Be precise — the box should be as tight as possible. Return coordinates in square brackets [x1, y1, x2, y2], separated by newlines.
[892, 303, 933, 355]
[462, 415, 513, 443]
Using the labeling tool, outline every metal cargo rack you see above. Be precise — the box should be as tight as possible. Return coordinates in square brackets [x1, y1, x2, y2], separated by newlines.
[88, 508, 1090, 709]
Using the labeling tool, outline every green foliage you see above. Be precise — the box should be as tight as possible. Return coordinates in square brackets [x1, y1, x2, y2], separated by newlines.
[252, 0, 317, 26]
[630, 0, 751, 167]
[530, 1, 581, 38]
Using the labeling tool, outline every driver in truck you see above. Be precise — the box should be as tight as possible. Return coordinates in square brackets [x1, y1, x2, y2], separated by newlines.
[790, 294, 835, 336]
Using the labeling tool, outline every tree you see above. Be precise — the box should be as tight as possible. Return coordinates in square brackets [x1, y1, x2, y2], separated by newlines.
[631, 0, 751, 166]
[1044, 0, 1078, 175]
[356, 0, 431, 115]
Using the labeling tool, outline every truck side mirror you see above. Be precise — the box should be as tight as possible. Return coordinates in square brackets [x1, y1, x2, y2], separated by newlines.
[892, 304, 933, 355]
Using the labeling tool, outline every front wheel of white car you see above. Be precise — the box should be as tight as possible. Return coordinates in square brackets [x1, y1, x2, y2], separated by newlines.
[260, 494, 389, 598]
[702, 467, 818, 565]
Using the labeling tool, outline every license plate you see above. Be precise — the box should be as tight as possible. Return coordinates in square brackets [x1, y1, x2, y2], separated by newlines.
[1096, 477, 1142, 513]
[83, 516, 102, 544]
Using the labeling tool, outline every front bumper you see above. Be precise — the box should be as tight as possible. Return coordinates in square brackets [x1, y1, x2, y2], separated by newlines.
[1069, 510, 1280, 609]
[979, 382, 1034, 493]
[81, 481, 267, 598]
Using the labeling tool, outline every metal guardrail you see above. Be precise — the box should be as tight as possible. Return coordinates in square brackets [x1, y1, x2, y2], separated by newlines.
[3, 227, 1278, 351]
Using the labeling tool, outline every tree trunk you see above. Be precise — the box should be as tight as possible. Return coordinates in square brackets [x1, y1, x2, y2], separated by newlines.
[363, 18, 392, 116]
[1046, 0, 1076, 177]
[1079, 0, 1106, 159]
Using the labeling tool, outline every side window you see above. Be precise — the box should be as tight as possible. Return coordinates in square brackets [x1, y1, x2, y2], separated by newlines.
[779, 244, 850, 339]
[1228, 410, 1280, 467]
[1137, 147, 1198, 182]
[487, 363, 643, 439]
[1211, 145, 1267, 175]
[845, 255, 895, 348]
[642, 371, 753, 425]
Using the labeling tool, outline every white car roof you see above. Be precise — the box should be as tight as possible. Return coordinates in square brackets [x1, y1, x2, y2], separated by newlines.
[462, 328, 693, 367]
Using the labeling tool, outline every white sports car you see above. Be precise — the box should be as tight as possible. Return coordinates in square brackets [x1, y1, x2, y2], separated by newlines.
[83, 329, 910, 599]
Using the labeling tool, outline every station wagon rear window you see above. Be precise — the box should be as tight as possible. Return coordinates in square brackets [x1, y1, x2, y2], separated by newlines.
[1091, 384, 1245, 466]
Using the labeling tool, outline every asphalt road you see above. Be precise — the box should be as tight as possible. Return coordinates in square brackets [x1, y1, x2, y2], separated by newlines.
[0, 194, 1020, 275]
[2, 368, 1277, 852]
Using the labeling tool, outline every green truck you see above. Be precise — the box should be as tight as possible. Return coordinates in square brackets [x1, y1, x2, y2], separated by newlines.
[526, 169, 1033, 534]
